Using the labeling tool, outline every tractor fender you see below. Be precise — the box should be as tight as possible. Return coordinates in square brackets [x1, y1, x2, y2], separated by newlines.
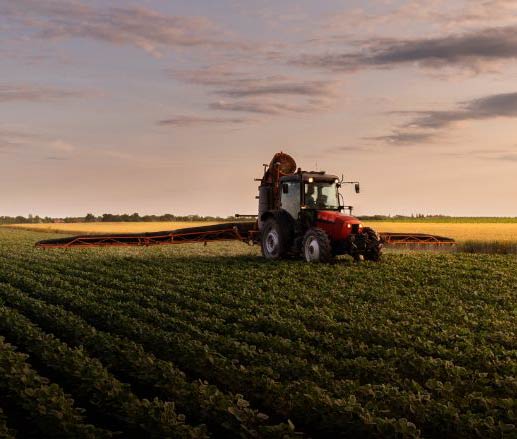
[259, 210, 295, 244]
[260, 209, 294, 229]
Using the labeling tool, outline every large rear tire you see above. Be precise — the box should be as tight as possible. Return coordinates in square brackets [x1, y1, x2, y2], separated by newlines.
[363, 227, 383, 261]
[261, 218, 289, 260]
[302, 228, 333, 263]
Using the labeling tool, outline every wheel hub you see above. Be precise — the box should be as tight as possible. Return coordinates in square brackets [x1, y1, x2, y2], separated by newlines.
[305, 237, 320, 262]
[265, 229, 279, 255]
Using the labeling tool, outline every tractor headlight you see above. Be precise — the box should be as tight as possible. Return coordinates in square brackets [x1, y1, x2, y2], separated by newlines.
[308, 177, 314, 183]
[347, 224, 352, 228]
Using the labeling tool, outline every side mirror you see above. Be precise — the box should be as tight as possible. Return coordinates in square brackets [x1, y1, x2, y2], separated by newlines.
[282, 183, 289, 194]
[355, 183, 360, 194]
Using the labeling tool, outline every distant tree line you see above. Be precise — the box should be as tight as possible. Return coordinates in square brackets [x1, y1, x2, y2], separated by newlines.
[0, 213, 232, 224]
[3, 213, 517, 225]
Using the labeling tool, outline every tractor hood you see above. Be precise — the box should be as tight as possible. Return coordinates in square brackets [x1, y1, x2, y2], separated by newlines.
[317, 211, 361, 224]
[316, 211, 363, 241]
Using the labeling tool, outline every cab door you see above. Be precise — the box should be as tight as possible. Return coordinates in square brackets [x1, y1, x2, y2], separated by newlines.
[280, 181, 301, 220]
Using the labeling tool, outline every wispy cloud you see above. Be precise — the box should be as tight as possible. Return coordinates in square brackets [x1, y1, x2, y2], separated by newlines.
[0, 1, 248, 57]
[209, 98, 332, 115]
[365, 131, 437, 145]
[0, 130, 32, 152]
[0, 84, 90, 103]
[405, 92, 517, 129]
[295, 24, 517, 73]
[371, 91, 517, 146]
[494, 153, 517, 162]
[216, 80, 335, 98]
[0, 125, 76, 160]
[318, 0, 517, 40]
[158, 115, 251, 127]
[172, 66, 341, 116]
[173, 67, 338, 98]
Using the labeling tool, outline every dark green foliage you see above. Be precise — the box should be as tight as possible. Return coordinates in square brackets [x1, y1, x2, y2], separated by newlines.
[0, 336, 111, 439]
[0, 228, 516, 438]
[0, 408, 16, 439]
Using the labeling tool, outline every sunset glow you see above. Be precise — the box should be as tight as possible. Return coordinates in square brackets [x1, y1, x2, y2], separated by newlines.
[2, 0, 517, 217]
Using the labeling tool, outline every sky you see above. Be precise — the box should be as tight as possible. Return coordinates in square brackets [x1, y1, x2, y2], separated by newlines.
[1, 0, 517, 218]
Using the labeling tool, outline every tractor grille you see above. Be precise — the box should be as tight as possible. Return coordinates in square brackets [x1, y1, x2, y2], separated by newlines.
[352, 224, 359, 234]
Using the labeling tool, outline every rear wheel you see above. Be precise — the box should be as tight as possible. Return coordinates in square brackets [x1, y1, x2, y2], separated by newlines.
[363, 227, 383, 261]
[261, 218, 288, 260]
[302, 228, 333, 263]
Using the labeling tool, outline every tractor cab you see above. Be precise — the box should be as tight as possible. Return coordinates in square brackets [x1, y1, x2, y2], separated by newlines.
[280, 171, 341, 220]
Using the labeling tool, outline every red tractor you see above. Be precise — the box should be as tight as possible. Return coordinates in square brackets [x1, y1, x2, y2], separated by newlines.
[257, 152, 382, 263]
[37, 151, 453, 256]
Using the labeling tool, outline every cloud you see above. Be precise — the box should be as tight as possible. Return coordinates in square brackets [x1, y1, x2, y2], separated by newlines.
[45, 156, 69, 161]
[316, 0, 517, 42]
[494, 153, 517, 162]
[216, 80, 335, 98]
[173, 67, 338, 98]
[0, 128, 38, 152]
[365, 131, 437, 145]
[405, 92, 517, 129]
[371, 91, 517, 146]
[295, 25, 517, 73]
[0, 126, 77, 160]
[209, 98, 332, 115]
[49, 140, 76, 153]
[0, 84, 90, 103]
[158, 115, 251, 127]
[172, 67, 340, 116]
[0, 1, 247, 56]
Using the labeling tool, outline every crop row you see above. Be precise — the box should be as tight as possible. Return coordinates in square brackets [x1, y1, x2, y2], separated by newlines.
[0, 282, 296, 438]
[2, 233, 516, 438]
[2, 255, 516, 400]
[0, 303, 208, 438]
[0, 271, 424, 438]
[0, 408, 16, 439]
[0, 335, 111, 439]
[11, 252, 517, 363]
[2, 270, 514, 438]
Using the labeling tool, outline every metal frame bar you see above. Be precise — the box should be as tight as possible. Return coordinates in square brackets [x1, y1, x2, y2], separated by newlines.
[36, 227, 252, 249]
[36, 227, 455, 249]
[380, 232, 455, 246]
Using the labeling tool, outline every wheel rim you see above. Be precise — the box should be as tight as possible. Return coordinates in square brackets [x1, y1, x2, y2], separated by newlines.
[304, 236, 320, 262]
[265, 229, 279, 256]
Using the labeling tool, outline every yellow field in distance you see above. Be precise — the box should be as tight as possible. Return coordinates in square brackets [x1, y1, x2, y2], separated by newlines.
[4, 221, 517, 243]
[365, 222, 517, 243]
[5, 221, 222, 235]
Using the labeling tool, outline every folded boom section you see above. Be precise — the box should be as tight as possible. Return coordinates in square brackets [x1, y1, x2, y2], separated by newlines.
[380, 232, 455, 246]
[36, 222, 258, 248]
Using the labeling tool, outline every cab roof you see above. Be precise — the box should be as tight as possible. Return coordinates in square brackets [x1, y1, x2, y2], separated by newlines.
[280, 171, 339, 183]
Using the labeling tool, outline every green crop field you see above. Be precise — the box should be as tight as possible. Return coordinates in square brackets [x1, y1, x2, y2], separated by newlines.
[0, 228, 516, 438]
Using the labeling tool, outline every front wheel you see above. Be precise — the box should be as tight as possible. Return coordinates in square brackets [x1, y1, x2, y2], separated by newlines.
[363, 227, 383, 261]
[302, 228, 333, 263]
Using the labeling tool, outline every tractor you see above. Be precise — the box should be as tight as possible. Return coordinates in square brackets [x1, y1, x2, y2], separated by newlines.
[257, 152, 382, 263]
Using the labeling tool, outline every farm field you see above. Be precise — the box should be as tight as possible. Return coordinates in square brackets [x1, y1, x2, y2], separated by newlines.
[366, 222, 517, 243]
[5, 221, 223, 235]
[5, 220, 517, 243]
[0, 228, 516, 438]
